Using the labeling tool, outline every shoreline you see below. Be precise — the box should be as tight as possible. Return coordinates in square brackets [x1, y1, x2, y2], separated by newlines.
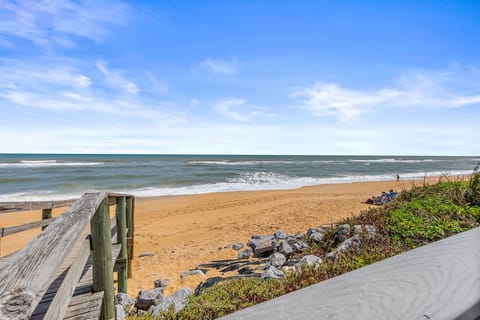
[0, 176, 457, 296]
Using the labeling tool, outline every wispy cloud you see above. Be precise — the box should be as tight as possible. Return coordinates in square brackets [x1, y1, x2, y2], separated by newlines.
[198, 57, 238, 75]
[96, 60, 139, 94]
[292, 65, 480, 121]
[213, 97, 272, 122]
[0, 0, 129, 48]
[0, 59, 178, 121]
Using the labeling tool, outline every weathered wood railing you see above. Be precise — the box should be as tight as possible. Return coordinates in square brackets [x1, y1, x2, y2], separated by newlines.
[0, 193, 135, 320]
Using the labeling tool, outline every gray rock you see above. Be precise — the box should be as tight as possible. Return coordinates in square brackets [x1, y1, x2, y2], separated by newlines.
[293, 233, 304, 239]
[248, 238, 277, 257]
[325, 251, 336, 261]
[353, 224, 378, 239]
[151, 288, 193, 315]
[115, 293, 135, 311]
[261, 265, 285, 279]
[308, 231, 325, 242]
[267, 252, 287, 268]
[251, 234, 275, 240]
[274, 230, 288, 240]
[180, 269, 205, 281]
[153, 287, 164, 304]
[138, 252, 154, 258]
[337, 235, 361, 252]
[289, 240, 309, 252]
[295, 255, 323, 270]
[231, 242, 244, 250]
[337, 224, 351, 240]
[135, 290, 156, 310]
[115, 304, 126, 320]
[154, 278, 170, 289]
[307, 227, 325, 236]
[238, 248, 252, 259]
[278, 241, 294, 257]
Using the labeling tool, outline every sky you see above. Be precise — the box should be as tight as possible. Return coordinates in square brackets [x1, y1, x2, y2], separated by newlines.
[0, 0, 479, 155]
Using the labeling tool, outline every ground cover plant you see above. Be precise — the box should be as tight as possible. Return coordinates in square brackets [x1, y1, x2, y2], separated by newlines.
[136, 171, 480, 320]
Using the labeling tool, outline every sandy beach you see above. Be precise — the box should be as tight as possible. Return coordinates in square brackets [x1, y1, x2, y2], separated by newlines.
[0, 178, 435, 296]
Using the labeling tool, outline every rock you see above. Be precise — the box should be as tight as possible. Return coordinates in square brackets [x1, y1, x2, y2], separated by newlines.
[293, 233, 305, 239]
[115, 293, 135, 311]
[248, 238, 277, 257]
[238, 248, 252, 259]
[337, 224, 351, 240]
[307, 227, 324, 236]
[261, 265, 285, 279]
[138, 252, 154, 258]
[151, 288, 193, 315]
[337, 235, 361, 252]
[115, 304, 126, 320]
[308, 231, 325, 242]
[137, 309, 149, 317]
[278, 241, 294, 257]
[135, 290, 156, 310]
[231, 242, 244, 250]
[325, 251, 336, 261]
[288, 240, 309, 252]
[274, 230, 288, 240]
[154, 279, 170, 289]
[180, 269, 205, 281]
[267, 252, 287, 268]
[153, 287, 164, 304]
[281, 265, 296, 273]
[353, 224, 378, 239]
[251, 234, 275, 240]
[295, 255, 323, 271]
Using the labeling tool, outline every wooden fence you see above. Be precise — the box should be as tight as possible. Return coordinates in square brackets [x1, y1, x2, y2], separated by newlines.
[0, 193, 135, 320]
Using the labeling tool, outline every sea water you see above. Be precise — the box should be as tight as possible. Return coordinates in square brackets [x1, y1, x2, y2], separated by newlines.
[0, 154, 478, 201]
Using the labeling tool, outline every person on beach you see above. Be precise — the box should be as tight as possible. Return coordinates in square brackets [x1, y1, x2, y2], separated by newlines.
[396, 174, 400, 181]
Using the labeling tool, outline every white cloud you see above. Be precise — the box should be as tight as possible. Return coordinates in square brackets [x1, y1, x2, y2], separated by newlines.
[96, 60, 138, 94]
[198, 58, 238, 75]
[0, 0, 129, 48]
[292, 65, 480, 121]
[213, 98, 249, 121]
[0, 59, 178, 121]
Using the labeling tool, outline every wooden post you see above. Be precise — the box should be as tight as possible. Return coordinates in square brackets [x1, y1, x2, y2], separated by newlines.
[90, 198, 115, 320]
[126, 197, 134, 279]
[115, 196, 127, 293]
[41, 208, 52, 231]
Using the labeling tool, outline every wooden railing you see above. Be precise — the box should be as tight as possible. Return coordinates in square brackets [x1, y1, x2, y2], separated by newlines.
[0, 193, 135, 320]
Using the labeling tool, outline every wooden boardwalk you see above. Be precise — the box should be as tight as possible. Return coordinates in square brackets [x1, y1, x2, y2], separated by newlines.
[0, 193, 135, 320]
[221, 227, 480, 320]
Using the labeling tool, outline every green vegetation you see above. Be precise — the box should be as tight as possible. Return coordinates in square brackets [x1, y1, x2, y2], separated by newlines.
[140, 172, 480, 320]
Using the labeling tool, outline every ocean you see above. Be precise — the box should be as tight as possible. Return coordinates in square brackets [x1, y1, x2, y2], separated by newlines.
[0, 154, 478, 201]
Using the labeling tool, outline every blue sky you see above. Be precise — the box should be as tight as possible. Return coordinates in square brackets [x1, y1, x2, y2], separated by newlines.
[0, 0, 479, 155]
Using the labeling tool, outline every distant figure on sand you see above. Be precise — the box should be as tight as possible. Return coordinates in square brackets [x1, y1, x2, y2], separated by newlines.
[396, 174, 400, 181]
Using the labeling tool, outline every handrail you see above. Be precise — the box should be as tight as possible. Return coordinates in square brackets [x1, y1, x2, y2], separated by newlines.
[0, 193, 135, 320]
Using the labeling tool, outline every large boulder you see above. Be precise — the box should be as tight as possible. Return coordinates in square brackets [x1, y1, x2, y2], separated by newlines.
[267, 252, 287, 268]
[337, 224, 351, 240]
[261, 266, 285, 279]
[135, 290, 156, 310]
[278, 241, 294, 257]
[337, 235, 361, 252]
[353, 224, 378, 239]
[295, 255, 323, 271]
[274, 230, 288, 240]
[248, 238, 277, 257]
[151, 288, 193, 315]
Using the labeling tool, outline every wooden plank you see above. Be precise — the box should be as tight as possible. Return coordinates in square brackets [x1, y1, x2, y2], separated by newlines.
[115, 196, 128, 293]
[43, 238, 91, 320]
[1, 217, 56, 237]
[0, 199, 77, 214]
[0, 193, 105, 320]
[126, 197, 134, 279]
[90, 199, 115, 320]
[221, 228, 480, 320]
[63, 291, 104, 320]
